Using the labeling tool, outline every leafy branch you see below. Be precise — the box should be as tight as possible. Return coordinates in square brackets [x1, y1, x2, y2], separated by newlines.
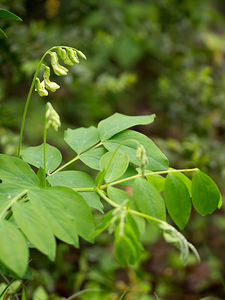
[0, 45, 222, 280]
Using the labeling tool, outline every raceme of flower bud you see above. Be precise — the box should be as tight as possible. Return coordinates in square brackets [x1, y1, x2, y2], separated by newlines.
[67, 48, 80, 64]
[43, 65, 60, 92]
[58, 48, 74, 66]
[76, 50, 87, 60]
[35, 78, 48, 97]
[50, 51, 68, 76]
[46, 102, 61, 131]
[136, 144, 148, 167]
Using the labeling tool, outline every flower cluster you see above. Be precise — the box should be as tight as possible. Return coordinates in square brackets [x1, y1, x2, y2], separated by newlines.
[46, 102, 61, 131]
[35, 47, 86, 97]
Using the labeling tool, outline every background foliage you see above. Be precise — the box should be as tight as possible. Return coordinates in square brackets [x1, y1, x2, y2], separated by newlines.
[0, 0, 225, 299]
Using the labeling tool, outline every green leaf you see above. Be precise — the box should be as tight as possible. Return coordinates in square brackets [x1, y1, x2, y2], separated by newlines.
[117, 166, 137, 186]
[107, 186, 145, 234]
[0, 9, 22, 21]
[0, 27, 7, 38]
[0, 154, 39, 187]
[114, 232, 137, 267]
[80, 147, 107, 170]
[37, 167, 50, 188]
[47, 171, 103, 212]
[0, 184, 24, 215]
[146, 174, 165, 192]
[90, 210, 114, 239]
[133, 177, 166, 221]
[0, 262, 33, 280]
[164, 173, 191, 230]
[218, 193, 223, 209]
[29, 187, 94, 241]
[28, 189, 79, 247]
[22, 288, 27, 300]
[21, 144, 62, 173]
[114, 216, 142, 266]
[33, 286, 48, 300]
[104, 130, 169, 171]
[100, 150, 129, 182]
[107, 186, 131, 205]
[192, 170, 221, 216]
[172, 171, 192, 197]
[98, 113, 155, 140]
[13, 202, 56, 260]
[64, 126, 100, 154]
[0, 220, 28, 277]
[95, 170, 106, 187]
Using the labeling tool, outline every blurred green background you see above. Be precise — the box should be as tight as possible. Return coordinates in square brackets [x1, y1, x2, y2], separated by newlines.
[0, 0, 225, 299]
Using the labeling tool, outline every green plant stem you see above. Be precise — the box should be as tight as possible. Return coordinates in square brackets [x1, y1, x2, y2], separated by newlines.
[97, 189, 119, 208]
[50, 155, 80, 176]
[65, 289, 102, 300]
[97, 138, 140, 187]
[64, 168, 198, 193]
[17, 45, 63, 158]
[73, 187, 96, 192]
[49, 141, 103, 176]
[100, 167, 198, 189]
[0, 279, 16, 298]
[129, 209, 163, 225]
[43, 104, 48, 185]
[0, 190, 27, 219]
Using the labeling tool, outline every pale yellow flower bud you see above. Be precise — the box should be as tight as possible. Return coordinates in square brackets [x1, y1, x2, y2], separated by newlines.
[67, 48, 80, 64]
[58, 47, 74, 66]
[35, 78, 48, 96]
[76, 50, 87, 60]
[46, 102, 61, 131]
[136, 144, 148, 167]
[43, 65, 60, 92]
[50, 52, 68, 76]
